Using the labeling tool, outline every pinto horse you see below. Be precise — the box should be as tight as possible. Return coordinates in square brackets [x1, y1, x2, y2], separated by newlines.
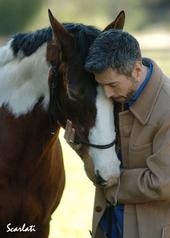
[0, 10, 125, 238]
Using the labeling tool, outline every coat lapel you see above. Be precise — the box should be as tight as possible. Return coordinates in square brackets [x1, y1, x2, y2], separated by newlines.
[130, 59, 163, 125]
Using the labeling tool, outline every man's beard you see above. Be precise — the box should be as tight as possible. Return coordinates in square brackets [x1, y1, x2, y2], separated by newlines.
[113, 90, 135, 103]
[122, 76, 137, 103]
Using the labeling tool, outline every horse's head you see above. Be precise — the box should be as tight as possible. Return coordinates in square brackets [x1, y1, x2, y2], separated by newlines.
[47, 10, 125, 187]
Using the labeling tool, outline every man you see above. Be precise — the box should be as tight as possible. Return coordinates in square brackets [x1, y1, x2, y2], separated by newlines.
[66, 29, 170, 238]
[84, 29, 170, 238]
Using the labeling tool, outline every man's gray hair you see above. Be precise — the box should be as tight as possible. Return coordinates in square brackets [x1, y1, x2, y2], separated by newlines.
[85, 29, 142, 76]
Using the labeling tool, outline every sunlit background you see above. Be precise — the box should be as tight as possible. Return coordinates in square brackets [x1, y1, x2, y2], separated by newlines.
[0, 0, 170, 237]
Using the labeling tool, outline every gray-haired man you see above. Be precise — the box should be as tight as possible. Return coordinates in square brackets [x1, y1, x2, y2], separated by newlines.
[84, 29, 170, 238]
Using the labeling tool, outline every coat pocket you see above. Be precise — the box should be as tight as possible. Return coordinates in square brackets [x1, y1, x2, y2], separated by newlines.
[162, 224, 170, 238]
[130, 142, 152, 151]
[128, 143, 153, 168]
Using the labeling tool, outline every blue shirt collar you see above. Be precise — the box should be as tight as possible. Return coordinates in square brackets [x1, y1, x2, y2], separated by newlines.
[126, 62, 153, 108]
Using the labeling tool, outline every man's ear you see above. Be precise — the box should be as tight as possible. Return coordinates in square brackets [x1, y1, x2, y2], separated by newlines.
[103, 10, 125, 31]
[132, 61, 143, 82]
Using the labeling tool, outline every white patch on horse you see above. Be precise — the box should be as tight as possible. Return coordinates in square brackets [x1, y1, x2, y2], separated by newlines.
[0, 42, 50, 117]
[88, 86, 120, 186]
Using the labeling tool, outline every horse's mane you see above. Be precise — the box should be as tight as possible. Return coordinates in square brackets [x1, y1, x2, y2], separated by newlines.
[11, 27, 52, 57]
[11, 24, 100, 61]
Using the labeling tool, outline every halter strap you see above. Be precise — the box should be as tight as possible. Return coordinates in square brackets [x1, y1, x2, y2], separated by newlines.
[48, 65, 60, 133]
[47, 41, 62, 133]
[74, 138, 116, 149]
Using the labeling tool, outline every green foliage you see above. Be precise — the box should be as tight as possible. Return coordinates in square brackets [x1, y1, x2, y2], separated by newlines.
[100, 0, 170, 31]
[0, 0, 169, 35]
[142, 0, 170, 27]
[0, 0, 45, 35]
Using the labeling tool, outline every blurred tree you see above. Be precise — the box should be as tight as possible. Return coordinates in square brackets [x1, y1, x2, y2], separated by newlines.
[142, 0, 170, 25]
[0, 0, 45, 36]
[45, 0, 170, 31]
[102, 0, 170, 30]
[5, 0, 169, 34]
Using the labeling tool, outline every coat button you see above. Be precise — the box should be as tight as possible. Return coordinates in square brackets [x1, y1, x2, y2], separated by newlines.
[95, 206, 102, 212]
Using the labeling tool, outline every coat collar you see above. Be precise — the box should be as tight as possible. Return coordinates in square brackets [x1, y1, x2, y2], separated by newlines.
[129, 58, 164, 125]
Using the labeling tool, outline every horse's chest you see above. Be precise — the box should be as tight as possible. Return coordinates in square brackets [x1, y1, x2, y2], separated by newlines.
[0, 188, 43, 225]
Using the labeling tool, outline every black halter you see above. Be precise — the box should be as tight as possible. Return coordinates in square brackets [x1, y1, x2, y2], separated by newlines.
[74, 138, 116, 149]
[48, 43, 116, 150]
[48, 65, 60, 134]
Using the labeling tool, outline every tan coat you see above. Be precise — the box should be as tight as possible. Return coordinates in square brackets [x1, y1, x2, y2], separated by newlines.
[92, 59, 170, 238]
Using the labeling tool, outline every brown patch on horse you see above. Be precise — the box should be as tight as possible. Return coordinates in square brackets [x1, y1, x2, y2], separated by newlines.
[0, 102, 65, 237]
[46, 41, 60, 64]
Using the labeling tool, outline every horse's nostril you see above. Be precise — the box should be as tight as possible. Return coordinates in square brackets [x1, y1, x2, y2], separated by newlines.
[95, 170, 107, 185]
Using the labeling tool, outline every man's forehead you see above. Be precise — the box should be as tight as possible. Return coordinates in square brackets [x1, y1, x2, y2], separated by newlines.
[94, 68, 119, 83]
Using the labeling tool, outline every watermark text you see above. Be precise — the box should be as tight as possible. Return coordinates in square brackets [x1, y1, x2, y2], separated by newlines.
[6, 223, 36, 233]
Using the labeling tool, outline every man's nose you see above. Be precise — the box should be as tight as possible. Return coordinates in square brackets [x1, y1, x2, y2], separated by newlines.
[103, 85, 115, 98]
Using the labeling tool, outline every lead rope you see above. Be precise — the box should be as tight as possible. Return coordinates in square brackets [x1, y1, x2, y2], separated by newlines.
[107, 205, 123, 238]
[108, 205, 113, 238]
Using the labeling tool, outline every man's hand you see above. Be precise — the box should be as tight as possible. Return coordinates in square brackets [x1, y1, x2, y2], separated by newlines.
[64, 120, 82, 152]
[103, 178, 120, 205]
[64, 120, 75, 143]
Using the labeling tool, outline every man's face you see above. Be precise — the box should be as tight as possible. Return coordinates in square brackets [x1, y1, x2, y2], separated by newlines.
[95, 67, 138, 103]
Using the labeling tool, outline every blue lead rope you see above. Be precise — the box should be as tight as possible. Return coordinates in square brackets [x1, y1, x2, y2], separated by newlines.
[100, 205, 124, 238]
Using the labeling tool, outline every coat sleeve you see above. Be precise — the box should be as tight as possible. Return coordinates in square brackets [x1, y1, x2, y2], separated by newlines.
[104, 119, 170, 204]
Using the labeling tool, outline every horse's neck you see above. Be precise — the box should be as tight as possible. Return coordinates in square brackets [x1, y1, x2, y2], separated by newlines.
[0, 41, 50, 117]
[0, 104, 59, 163]
[0, 39, 59, 164]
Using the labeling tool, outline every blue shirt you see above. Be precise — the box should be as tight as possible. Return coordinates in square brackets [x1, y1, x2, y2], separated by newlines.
[99, 61, 153, 238]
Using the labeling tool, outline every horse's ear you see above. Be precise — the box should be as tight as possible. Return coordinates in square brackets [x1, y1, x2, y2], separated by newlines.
[48, 9, 74, 50]
[103, 10, 125, 31]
